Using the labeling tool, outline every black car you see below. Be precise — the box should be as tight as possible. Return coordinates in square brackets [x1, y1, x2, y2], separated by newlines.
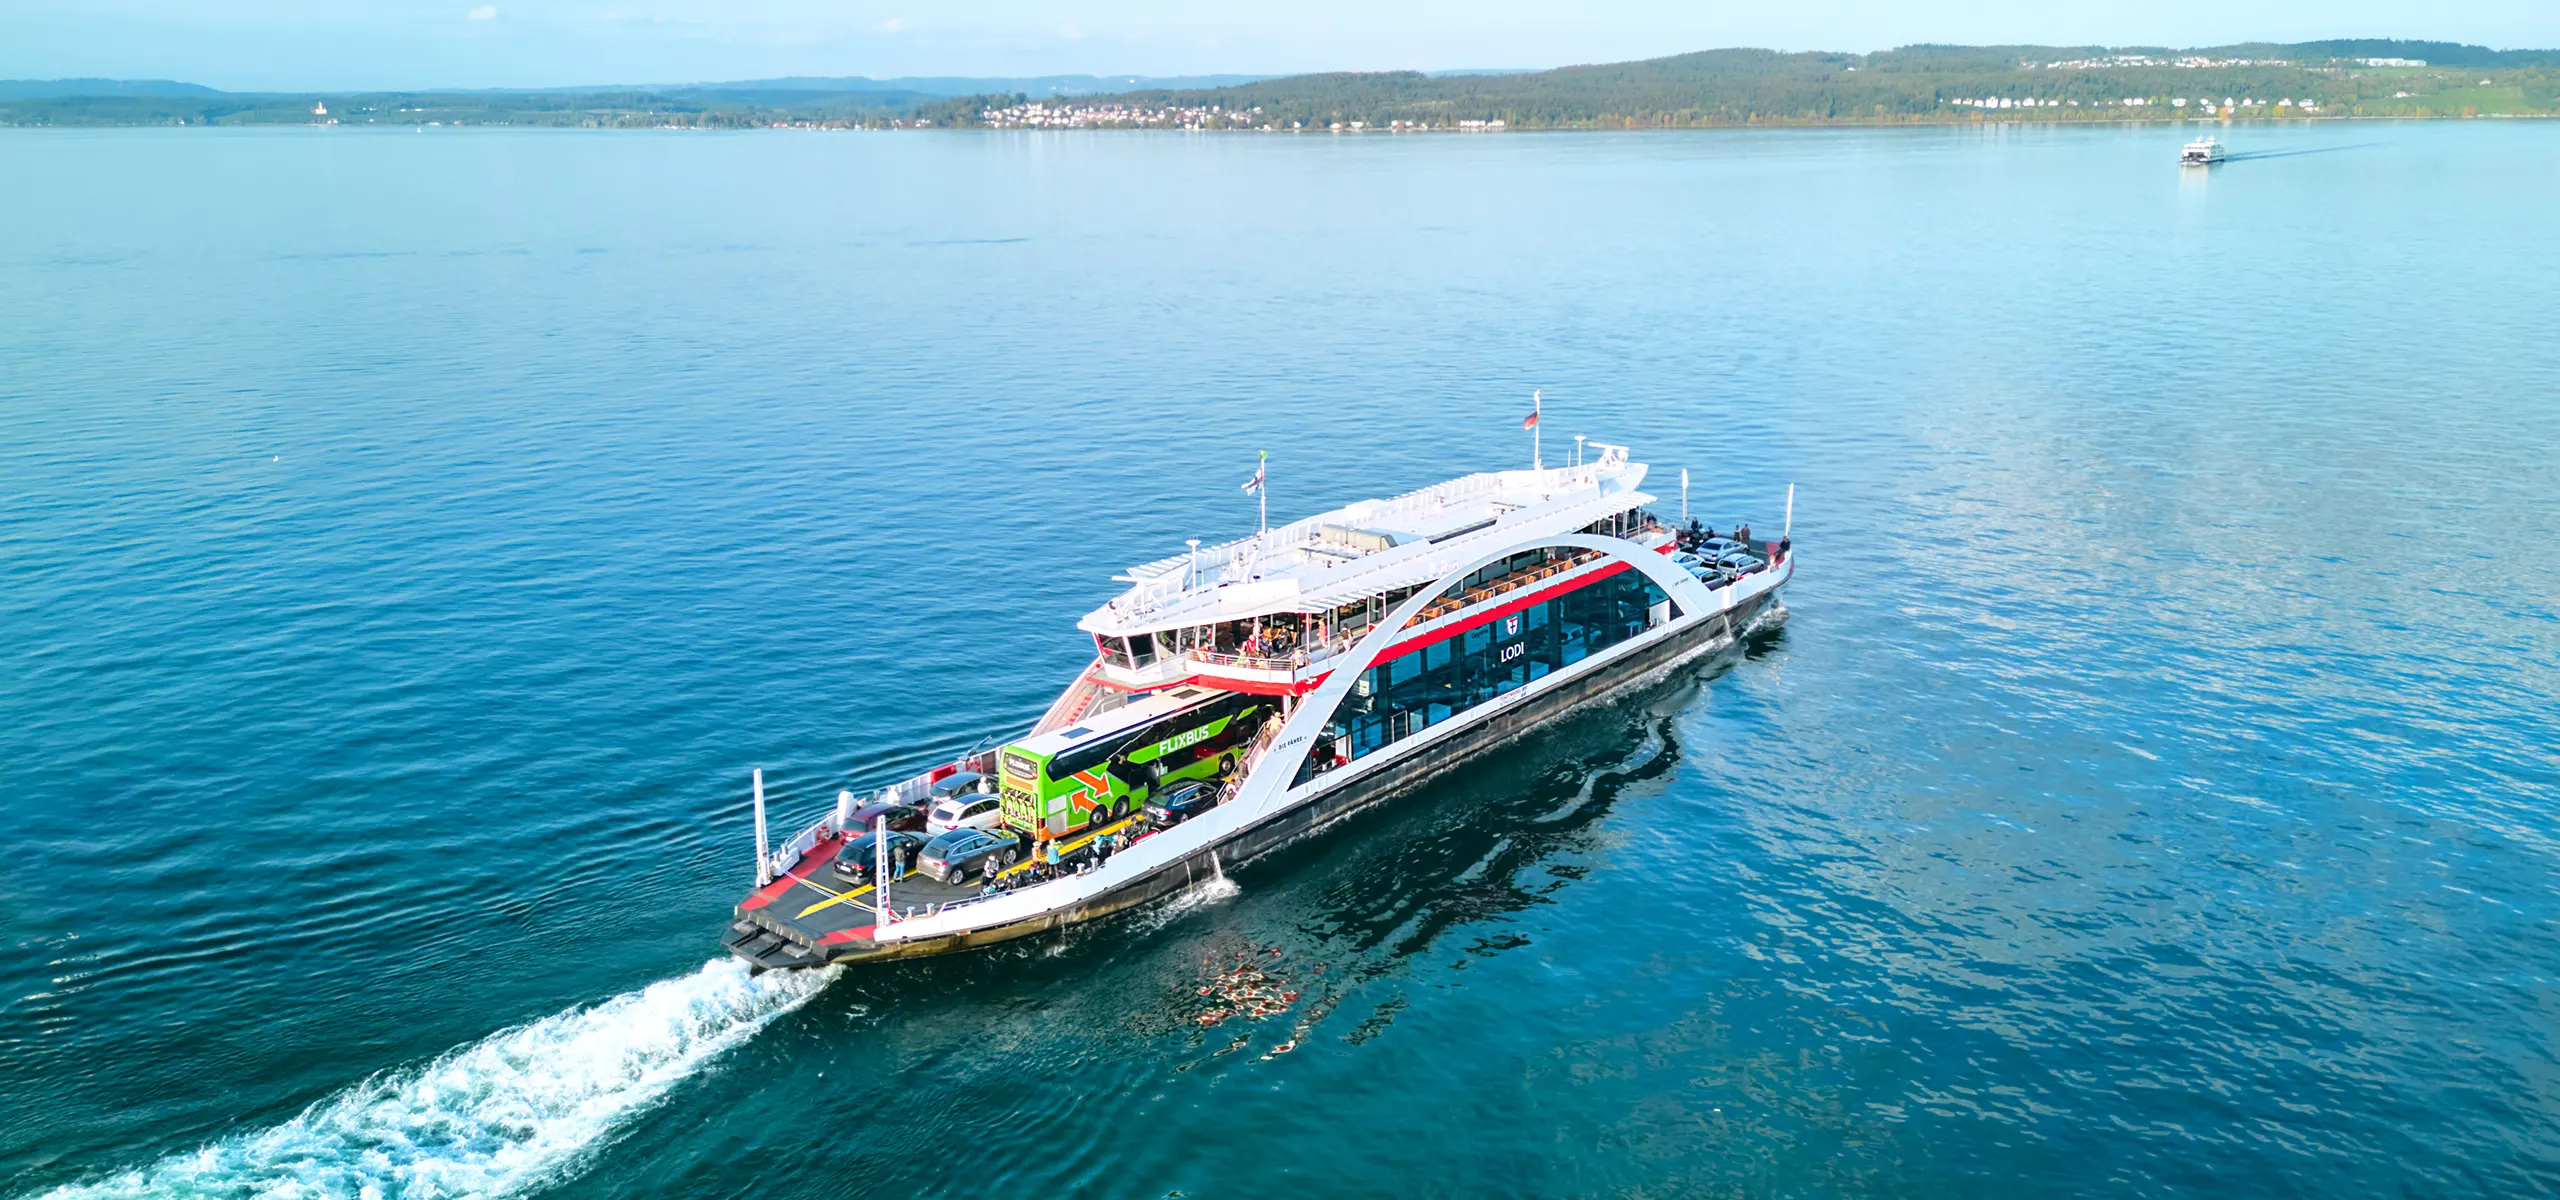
[847, 801, 927, 834]
[919, 827, 1017, 884]
[833, 829, 925, 883]
[1143, 782, 1218, 827]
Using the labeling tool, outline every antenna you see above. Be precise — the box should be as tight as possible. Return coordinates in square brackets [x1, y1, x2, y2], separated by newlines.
[1681, 468, 1690, 525]
[1784, 483, 1795, 539]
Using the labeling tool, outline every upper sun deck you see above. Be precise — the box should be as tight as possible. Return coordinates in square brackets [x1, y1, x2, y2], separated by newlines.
[1080, 445, 1653, 639]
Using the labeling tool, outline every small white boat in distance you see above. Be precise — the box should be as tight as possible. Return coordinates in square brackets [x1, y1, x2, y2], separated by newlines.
[2181, 136, 2227, 167]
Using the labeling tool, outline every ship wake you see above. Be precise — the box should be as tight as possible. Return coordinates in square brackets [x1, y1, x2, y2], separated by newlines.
[38, 958, 834, 1200]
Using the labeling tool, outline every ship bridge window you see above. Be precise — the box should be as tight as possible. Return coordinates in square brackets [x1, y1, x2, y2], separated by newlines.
[1579, 508, 1662, 539]
[1295, 566, 1676, 787]
[1192, 613, 1308, 659]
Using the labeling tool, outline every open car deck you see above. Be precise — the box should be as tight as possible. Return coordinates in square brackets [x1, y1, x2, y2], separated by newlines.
[724, 812, 1147, 970]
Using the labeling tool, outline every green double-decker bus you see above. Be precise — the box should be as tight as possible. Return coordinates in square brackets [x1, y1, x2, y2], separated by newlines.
[999, 687, 1274, 838]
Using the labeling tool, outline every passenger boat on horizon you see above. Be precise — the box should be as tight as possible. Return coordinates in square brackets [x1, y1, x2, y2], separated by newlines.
[724, 441, 1795, 969]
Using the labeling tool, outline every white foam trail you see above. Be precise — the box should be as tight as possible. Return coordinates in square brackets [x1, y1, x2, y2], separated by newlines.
[40, 958, 834, 1200]
[1128, 870, 1242, 937]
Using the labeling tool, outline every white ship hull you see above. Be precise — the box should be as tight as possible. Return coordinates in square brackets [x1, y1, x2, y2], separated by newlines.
[726, 449, 1796, 968]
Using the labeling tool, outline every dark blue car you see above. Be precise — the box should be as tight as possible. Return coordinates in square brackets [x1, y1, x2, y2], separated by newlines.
[833, 829, 924, 884]
[1143, 782, 1219, 827]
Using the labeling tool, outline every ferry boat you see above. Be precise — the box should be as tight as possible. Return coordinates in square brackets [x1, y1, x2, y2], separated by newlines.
[2180, 136, 2227, 167]
[724, 443, 1794, 969]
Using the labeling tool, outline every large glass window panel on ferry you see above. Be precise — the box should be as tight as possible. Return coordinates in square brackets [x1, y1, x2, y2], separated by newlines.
[1293, 564, 1680, 787]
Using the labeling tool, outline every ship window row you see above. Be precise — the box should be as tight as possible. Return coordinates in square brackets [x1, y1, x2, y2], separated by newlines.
[1294, 567, 1675, 786]
[1097, 615, 1321, 669]
[1579, 507, 1661, 539]
[1096, 511, 1658, 673]
[1405, 545, 1606, 628]
[1095, 583, 1430, 671]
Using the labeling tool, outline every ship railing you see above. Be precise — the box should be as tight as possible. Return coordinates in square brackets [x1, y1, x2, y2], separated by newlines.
[1217, 713, 1289, 804]
[1113, 459, 1639, 622]
[759, 746, 1006, 881]
[1034, 664, 1108, 734]
[1188, 648, 1304, 673]
[769, 819, 829, 881]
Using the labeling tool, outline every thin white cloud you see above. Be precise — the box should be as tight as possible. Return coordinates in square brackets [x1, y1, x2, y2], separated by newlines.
[465, 4, 498, 20]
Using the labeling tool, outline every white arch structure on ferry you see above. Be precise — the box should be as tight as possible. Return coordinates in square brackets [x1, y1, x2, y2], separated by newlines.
[878, 531, 1752, 943]
[1231, 531, 1720, 822]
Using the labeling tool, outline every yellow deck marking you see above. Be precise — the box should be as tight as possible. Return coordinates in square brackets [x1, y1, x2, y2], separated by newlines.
[795, 881, 873, 920]
[792, 863, 947, 921]
[791, 874, 848, 902]
[996, 814, 1142, 880]
[787, 814, 1156, 921]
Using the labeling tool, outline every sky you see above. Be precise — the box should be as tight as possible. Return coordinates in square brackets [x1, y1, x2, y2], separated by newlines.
[5, 0, 2557, 91]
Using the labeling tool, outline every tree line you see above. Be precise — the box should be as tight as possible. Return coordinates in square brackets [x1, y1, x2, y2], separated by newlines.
[8, 41, 2556, 128]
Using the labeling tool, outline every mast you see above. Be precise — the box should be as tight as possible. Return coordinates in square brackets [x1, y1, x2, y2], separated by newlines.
[753, 769, 770, 887]
[874, 813, 890, 924]
[1242, 450, 1268, 548]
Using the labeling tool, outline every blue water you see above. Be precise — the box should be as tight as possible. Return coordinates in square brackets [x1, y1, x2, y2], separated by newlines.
[4, 122, 2557, 1198]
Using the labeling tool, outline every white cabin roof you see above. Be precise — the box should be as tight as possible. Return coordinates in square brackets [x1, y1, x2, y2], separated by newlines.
[1080, 446, 1655, 638]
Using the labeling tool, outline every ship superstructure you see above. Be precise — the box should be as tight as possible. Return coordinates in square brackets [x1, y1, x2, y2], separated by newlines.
[726, 443, 1793, 968]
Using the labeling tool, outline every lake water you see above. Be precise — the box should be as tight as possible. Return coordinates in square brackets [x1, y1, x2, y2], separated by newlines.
[4, 121, 2557, 1199]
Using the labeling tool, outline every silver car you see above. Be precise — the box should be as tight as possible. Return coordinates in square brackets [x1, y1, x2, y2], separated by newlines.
[919, 828, 1016, 884]
[927, 793, 1006, 836]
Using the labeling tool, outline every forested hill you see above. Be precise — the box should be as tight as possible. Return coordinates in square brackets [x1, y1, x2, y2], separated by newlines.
[7, 40, 2558, 128]
[944, 40, 2560, 129]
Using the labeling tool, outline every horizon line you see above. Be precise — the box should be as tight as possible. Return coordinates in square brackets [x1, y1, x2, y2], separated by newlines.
[6, 36, 2547, 97]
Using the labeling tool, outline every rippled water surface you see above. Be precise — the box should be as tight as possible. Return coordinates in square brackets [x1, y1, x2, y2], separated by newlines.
[4, 123, 2557, 1198]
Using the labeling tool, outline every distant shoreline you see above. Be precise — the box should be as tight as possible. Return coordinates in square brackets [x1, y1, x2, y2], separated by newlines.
[6, 114, 2554, 132]
[9, 39, 2557, 130]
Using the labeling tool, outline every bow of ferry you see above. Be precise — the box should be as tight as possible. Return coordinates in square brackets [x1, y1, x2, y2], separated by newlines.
[725, 444, 1792, 969]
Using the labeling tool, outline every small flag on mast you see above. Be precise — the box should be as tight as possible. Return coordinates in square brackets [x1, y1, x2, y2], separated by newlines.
[1526, 388, 1543, 470]
[1244, 450, 1269, 539]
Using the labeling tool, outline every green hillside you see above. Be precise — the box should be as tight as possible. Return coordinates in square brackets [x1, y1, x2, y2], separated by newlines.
[942, 41, 2560, 128]
[6, 40, 2556, 129]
